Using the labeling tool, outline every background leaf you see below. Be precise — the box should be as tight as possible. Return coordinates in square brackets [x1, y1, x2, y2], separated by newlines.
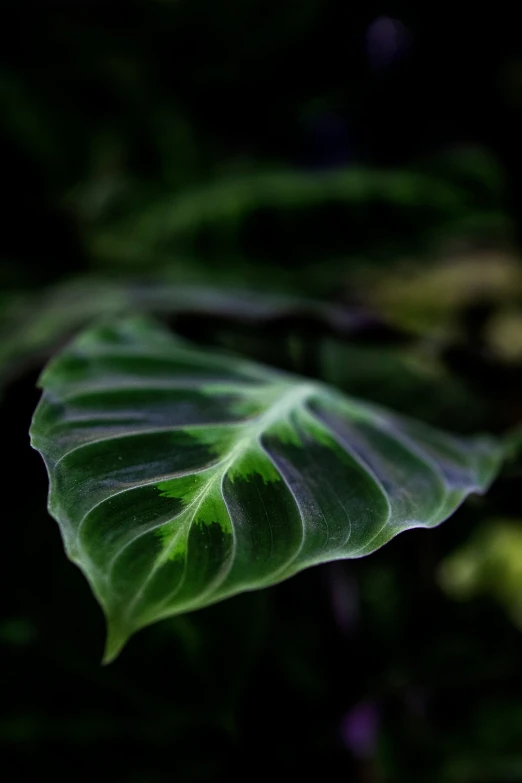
[30, 318, 503, 661]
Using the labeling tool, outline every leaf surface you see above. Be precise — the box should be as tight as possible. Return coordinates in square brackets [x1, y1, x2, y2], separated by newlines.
[30, 319, 502, 661]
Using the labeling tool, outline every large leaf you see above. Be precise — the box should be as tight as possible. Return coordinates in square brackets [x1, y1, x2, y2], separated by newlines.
[30, 318, 503, 661]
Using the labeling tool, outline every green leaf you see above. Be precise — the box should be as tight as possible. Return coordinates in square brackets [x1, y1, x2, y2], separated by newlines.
[30, 318, 503, 662]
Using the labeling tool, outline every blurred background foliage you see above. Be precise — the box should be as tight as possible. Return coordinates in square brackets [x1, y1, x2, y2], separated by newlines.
[2, 2, 522, 781]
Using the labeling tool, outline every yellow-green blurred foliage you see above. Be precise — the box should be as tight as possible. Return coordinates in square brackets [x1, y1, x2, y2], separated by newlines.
[438, 520, 522, 628]
[368, 251, 522, 337]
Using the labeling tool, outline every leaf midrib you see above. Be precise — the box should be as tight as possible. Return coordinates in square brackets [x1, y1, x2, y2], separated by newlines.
[103, 380, 319, 621]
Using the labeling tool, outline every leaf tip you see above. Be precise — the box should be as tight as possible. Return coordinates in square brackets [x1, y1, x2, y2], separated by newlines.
[102, 618, 131, 665]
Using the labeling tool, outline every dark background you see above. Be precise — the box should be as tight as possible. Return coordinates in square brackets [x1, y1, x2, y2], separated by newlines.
[2, 2, 522, 781]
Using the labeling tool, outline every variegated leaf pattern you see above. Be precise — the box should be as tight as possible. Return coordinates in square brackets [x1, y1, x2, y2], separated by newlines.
[30, 319, 502, 661]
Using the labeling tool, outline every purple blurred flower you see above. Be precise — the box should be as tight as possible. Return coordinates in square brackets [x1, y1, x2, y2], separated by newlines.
[366, 16, 411, 70]
[340, 700, 380, 758]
